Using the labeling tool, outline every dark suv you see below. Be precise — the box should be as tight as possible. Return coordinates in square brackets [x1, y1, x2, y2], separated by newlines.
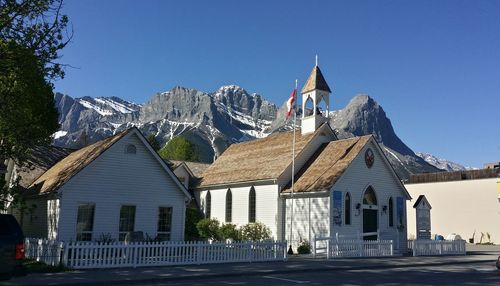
[0, 214, 25, 280]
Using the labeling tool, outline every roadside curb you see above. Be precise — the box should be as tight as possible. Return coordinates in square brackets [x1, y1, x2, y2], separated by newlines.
[10, 258, 494, 286]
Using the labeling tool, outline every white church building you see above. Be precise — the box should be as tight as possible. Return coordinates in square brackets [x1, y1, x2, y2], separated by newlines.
[194, 64, 411, 253]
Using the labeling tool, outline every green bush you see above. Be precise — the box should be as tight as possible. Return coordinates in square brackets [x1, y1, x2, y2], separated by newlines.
[185, 207, 204, 241]
[196, 218, 221, 240]
[220, 224, 240, 241]
[239, 222, 271, 241]
[297, 240, 311, 254]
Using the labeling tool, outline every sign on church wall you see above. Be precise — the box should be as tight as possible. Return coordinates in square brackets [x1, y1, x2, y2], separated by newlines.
[332, 191, 342, 226]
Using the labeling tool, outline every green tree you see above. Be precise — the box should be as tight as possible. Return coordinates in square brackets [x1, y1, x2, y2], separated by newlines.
[196, 218, 221, 241]
[1, 0, 70, 210]
[220, 223, 240, 241]
[146, 134, 161, 151]
[158, 136, 199, 161]
[185, 206, 204, 241]
[239, 222, 272, 241]
[1, 0, 72, 80]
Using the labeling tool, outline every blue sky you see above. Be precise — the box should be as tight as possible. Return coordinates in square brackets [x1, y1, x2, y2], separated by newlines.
[55, 0, 500, 168]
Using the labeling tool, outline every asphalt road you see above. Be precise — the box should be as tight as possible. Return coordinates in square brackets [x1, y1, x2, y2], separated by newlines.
[118, 261, 499, 286]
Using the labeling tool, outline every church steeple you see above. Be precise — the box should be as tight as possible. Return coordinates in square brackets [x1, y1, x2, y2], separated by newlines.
[301, 62, 332, 135]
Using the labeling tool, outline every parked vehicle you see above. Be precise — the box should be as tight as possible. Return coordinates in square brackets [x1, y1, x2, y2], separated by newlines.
[496, 256, 500, 270]
[0, 214, 26, 280]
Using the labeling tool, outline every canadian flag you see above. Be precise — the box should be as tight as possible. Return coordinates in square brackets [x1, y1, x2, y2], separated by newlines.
[285, 88, 297, 119]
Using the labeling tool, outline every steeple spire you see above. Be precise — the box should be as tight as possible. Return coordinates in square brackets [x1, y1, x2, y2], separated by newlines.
[301, 65, 331, 94]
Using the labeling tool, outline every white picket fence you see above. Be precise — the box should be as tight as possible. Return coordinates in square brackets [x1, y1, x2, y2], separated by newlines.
[24, 239, 287, 269]
[313, 236, 393, 259]
[409, 239, 466, 256]
[25, 238, 64, 266]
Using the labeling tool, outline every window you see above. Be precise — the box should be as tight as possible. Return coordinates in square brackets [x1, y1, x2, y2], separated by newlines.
[388, 197, 394, 227]
[76, 203, 95, 241]
[225, 189, 232, 223]
[363, 186, 377, 206]
[205, 191, 211, 218]
[119, 205, 136, 241]
[125, 144, 136, 154]
[248, 187, 256, 223]
[157, 207, 173, 241]
[344, 193, 351, 225]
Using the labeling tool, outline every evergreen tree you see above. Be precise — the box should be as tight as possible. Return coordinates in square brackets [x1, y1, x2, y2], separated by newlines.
[158, 136, 199, 161]
[146, 134, 161, 151]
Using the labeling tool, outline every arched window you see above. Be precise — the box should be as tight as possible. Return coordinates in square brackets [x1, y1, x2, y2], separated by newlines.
[363, 186, 377, 206]
[345, 192, 351, 225]
[388, 197, 394, 227]
[304, 96, 315, 116]
[125, 144, 136, 154]
[248, 187, 256, 223]
[225, 189, 232, 223]
[205, 191, 211, 218]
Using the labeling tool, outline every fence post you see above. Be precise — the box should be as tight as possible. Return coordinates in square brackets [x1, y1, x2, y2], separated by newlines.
[413, 240, 417, 257]
[390, 240, 393, 256]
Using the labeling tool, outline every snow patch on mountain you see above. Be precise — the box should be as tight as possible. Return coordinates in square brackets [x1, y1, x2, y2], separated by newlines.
[416, 152, 469, 172]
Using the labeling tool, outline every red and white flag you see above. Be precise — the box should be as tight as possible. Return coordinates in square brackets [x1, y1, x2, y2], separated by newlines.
[285, 88, 297, 119]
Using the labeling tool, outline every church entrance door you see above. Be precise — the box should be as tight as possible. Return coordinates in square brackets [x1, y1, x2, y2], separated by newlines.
[363, 209, 378, 240]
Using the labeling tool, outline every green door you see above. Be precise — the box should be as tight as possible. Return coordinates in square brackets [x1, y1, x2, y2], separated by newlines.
[363, 209, 378, 240]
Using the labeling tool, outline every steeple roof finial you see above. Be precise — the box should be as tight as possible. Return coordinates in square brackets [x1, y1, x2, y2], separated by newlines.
[301, 61, 331, 94]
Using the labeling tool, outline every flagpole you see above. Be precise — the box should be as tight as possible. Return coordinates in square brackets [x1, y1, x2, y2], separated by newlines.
[289, 79, 298, 254]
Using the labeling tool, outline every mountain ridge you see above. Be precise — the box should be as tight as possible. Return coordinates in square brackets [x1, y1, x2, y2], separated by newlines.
[52, 85, 443, 179]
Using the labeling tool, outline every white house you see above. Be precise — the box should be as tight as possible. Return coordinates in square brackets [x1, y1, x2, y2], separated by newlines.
[195, 64, 411, 252]
[9, 128, 191, 242]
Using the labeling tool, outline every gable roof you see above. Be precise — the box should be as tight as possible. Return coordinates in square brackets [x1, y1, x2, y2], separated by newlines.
[29, 128, 191, 199]
[413, 195, 432, 209]
[169, 160, 211, 178]
[29, 129, 132, 194]
[198, 124, 333, 188]
[301, 65, 332, 94]
[13, 145, 73, 189]
[282, 136, 372, 193]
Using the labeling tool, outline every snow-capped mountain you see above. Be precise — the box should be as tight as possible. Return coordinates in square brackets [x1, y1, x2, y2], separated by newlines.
[416, 152, 472, 172]
[53, 85, 277, 162]
[53, 86, 443, 179]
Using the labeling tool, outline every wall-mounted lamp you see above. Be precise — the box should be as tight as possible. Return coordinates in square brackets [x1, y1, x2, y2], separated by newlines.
[355, 203, 361, 216]
[382, 205, 387, 214]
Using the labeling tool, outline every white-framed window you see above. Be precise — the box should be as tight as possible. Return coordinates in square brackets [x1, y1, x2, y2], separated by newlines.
[157, 207, 173, 241]
[225, 189, 232, 223]
[119, 205, 136, 241]
[344, 192, 351, 225]
[389, 197, 394, 227]
[125, 144, 136, 154]
[76, 203, 95, 241]
[248, 187, 256, 223]
[205, 191, 211, 218]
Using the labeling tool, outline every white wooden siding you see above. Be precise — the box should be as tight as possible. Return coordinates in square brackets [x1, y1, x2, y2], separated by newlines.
[57, 133, 186, 242]
[196, 184, 280, 238]
[285, 195, 330, 249]
[331, 140, 408, 252]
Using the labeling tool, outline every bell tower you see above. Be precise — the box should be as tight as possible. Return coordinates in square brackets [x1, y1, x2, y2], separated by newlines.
[301, 61, 331, 135]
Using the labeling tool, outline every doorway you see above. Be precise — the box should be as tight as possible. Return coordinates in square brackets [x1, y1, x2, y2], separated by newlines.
[363, 209, 378, 240]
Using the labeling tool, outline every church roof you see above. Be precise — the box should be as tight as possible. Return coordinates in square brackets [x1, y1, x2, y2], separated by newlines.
[198, 125, 331, 188]
[282, 135, 372, 193]
[301, 65, 332, 94]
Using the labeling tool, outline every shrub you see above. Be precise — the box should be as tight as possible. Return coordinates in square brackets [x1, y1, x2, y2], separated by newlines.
[297, 240, 311, 254]
[196, 218, 221, 240]
[96, 233, 116, 244]
[220, 224, 240, 241]
[239, 222, 271, 241]
[185, 207, 204, 241]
